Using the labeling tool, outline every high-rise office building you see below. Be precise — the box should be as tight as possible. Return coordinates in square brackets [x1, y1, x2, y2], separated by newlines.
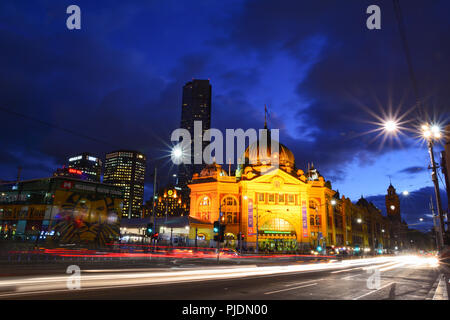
[103, 150, 146, 219]
[66, 152, 102, 182]
[177, 79, 212, 187]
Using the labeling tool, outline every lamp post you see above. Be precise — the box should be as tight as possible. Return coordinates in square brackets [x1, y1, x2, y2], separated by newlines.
[356, 218, 363, 256]
[311, 199, 336, 254]
[422, 124, 445, 250]
[380, 121, 446, 250]
[151, 167, 157, 252]
[256, 204, 259, 254]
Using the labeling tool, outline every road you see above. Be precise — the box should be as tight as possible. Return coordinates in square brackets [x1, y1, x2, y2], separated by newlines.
[0, 255, 444, 300]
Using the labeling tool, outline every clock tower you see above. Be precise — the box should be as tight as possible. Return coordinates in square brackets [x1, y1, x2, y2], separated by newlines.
[385, 183, 401, 222]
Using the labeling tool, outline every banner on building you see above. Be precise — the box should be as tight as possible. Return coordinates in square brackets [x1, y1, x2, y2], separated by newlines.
[302, 200, 308, 238]
[248, 198, 255, 235]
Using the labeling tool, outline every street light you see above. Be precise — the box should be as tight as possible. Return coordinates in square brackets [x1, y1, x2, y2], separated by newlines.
[384, 120, 398, 133]
[171, 146, 184, 166]
[421, 123, 445, 250]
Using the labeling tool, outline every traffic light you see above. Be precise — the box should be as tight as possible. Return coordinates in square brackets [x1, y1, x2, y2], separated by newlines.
[213, 222, 225, 242]
[219, 225, 225, 242]
[213, 221, 220, 233]
[146, 223, 154, 236]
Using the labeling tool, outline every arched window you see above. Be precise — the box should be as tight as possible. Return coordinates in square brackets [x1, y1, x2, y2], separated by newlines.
[198, 196, 211, 221]
[221, 196, 238, 224]
[309, 200, 321, 227]
[260, 218, 295, 232]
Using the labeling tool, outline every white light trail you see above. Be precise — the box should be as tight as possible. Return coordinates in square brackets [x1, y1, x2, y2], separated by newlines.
[0, 255, 437, 298]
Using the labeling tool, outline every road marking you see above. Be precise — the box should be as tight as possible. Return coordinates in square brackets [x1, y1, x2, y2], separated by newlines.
[378, 262, 406, 272]
[363, 261, 398, 270]
[352, 282, 395, 300]
[342, 274, 362, 280]
[264, 283, 318, 295]
[331, 267, 363, 274]
[283, 279, 323, 286]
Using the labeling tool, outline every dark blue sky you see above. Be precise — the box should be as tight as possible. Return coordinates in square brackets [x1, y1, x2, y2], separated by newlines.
[0, 1, 449, 231]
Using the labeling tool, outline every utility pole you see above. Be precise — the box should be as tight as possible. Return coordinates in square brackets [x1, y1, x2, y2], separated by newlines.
[427, 139, 446, 249]
[17, 166, 22, 182]
[430, 196, 441, 251]
[195, 227, 198, 249]
[256, 205, 259, 254]
[151, 167, 157, 252]
[217, 204, 222, 264]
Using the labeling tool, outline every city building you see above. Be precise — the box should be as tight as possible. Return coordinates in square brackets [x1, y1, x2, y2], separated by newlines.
[0, 176, 123, 245]
[103, 150, 146, 219]
[385, 183, 408, 250]
[154, 186, 189, 217]
[177, 79, 212, 188]
[184, 122, 425, 253]
[53, 166, 86, 180]
[67, 152, 103, 182]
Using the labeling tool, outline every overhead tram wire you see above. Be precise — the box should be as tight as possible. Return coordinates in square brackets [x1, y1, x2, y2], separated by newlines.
[392, 0, 424, 119]
[0, 105, 119, 149]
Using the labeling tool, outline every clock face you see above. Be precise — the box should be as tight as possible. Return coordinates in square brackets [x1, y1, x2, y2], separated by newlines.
[167, 190, 173, 196]
[272, 176, 284, 189]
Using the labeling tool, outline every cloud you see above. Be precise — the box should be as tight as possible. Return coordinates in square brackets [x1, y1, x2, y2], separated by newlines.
[397, 166, 426, 175]
[216, 0, 450, 179]
[365, 186, 448, 232]
[1, 0, 449, 206]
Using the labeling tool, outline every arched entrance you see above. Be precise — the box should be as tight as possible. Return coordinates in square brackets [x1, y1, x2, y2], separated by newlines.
[259, 218, 297, 253]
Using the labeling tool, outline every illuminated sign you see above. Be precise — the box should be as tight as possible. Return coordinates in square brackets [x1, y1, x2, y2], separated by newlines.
[69, 156, 82, 162]
[88, 156, 97, 162]
[61, 181, 73, 189]
[68, 168, 82, 175]
[262, 231, 292, 234]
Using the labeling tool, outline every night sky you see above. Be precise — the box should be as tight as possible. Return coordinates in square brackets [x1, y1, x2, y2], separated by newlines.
[0, 1, 449, 231]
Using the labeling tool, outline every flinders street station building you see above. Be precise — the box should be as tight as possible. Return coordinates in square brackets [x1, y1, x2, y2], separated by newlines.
[186, 130, 411, 254]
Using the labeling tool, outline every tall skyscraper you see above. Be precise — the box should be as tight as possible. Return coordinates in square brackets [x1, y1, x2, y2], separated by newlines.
[177, 79, 212, 187]
[103, 150, 146, 219]
[67, 152, 102, 182]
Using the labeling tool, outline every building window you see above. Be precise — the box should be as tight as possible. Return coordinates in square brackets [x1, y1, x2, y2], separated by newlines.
[268, 194, 275, 202]
[278, 194, 284, 203]
[315, 215, 321, 226]
[198, 196, 211, 221]
[221, 196, 238, 224]
[258, 193, 265, 203]
[288, 195, 294, 203]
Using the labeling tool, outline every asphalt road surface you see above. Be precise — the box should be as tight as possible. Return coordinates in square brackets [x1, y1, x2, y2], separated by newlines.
[0, 255, 444, 300]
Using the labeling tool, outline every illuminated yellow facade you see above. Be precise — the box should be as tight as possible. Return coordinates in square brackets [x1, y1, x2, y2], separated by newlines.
[188, 136, 398, 253]
[188, 135, 339, 252]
